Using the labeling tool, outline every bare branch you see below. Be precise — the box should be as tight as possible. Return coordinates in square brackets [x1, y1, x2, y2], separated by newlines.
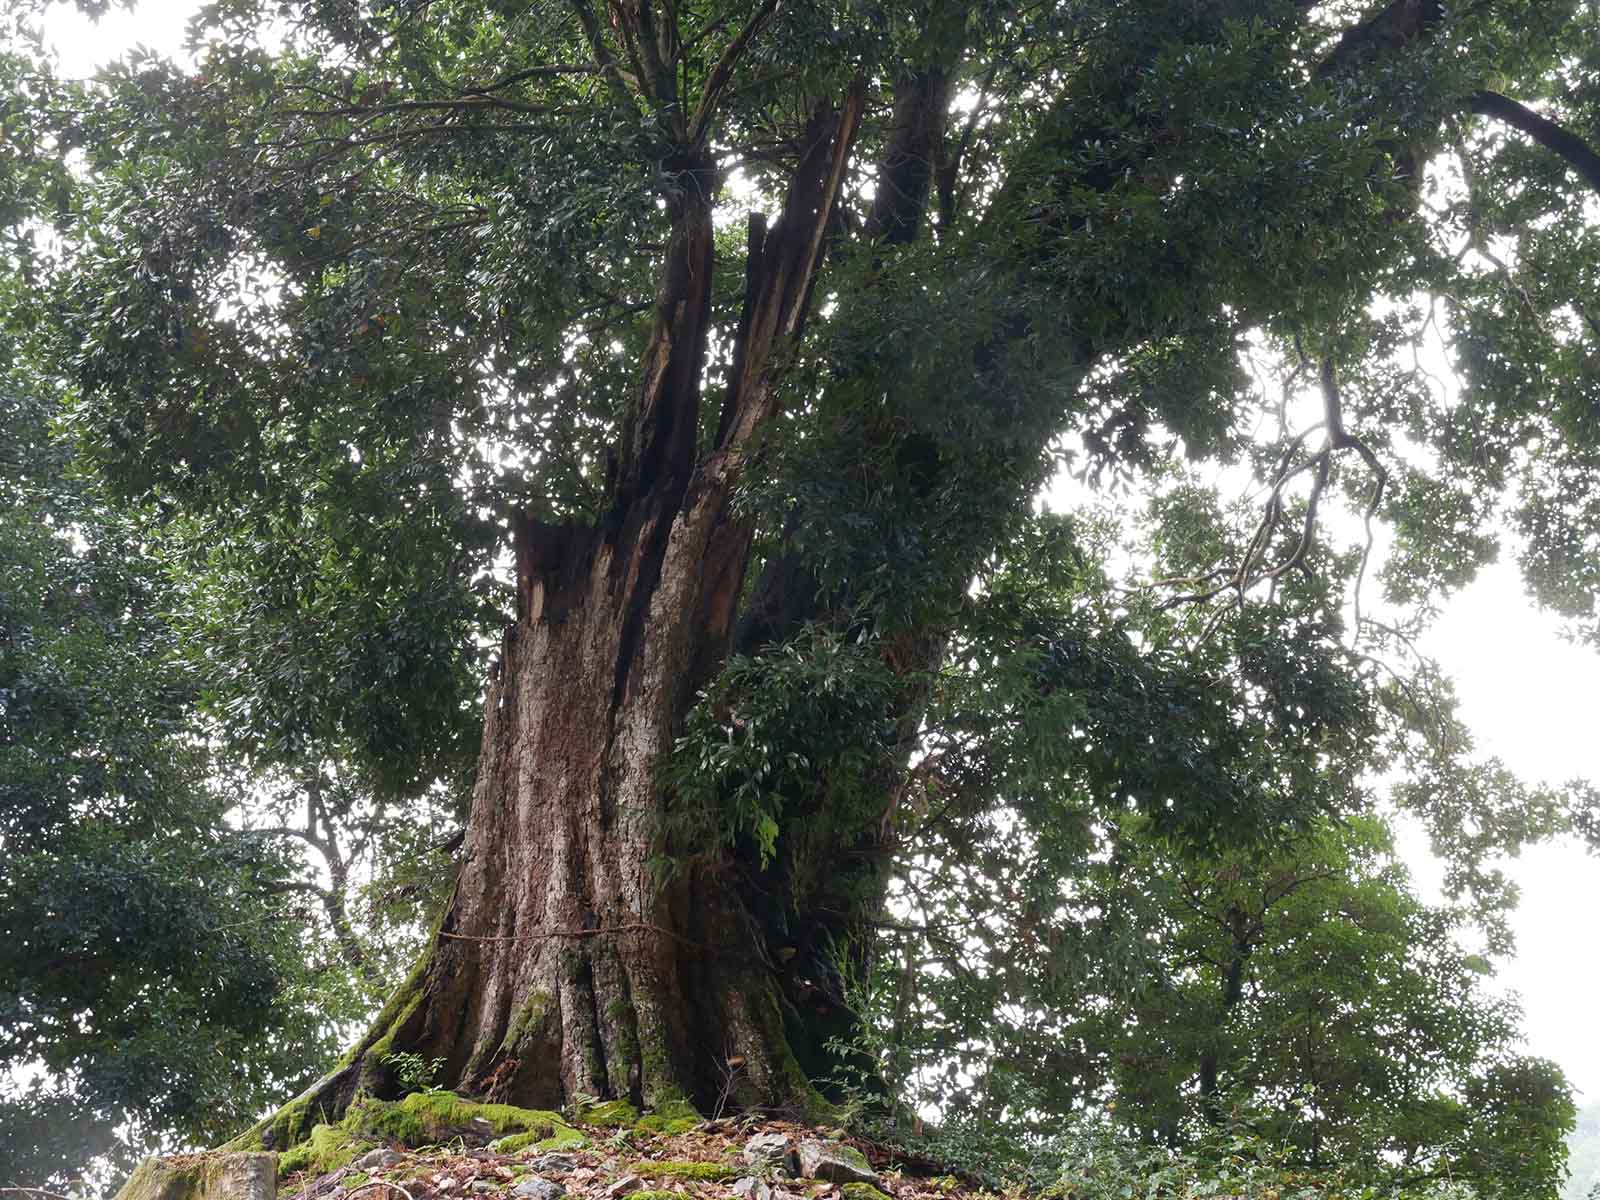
[1152, 353, 1388, 645]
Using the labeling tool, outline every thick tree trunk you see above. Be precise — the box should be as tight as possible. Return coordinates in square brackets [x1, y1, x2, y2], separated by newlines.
[247, 527, 828, 1147]
[400, 512, 815, 1115]
[243, 97, 872, 1149]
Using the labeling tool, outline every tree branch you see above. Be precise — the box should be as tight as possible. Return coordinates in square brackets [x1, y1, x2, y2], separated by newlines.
[569, 0, 644, 111]
[687, 0, 779, 147]
[1467, 90, 1600, 196]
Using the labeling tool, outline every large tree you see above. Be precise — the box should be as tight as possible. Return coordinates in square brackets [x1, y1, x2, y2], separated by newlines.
[11, 0, 1600, 1147]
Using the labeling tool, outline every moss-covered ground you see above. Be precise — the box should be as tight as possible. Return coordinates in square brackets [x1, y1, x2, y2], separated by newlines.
[167, 1099, 966, 1200]
[271, 1092, 586, 1177]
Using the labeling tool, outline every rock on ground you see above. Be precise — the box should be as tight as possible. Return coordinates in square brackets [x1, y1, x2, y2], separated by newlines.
[511, 1178, 567, 1200]
[796, 1141, 880, 1186]
[114, 1154, 276, 1200]
[742, 1134, 793, 1172]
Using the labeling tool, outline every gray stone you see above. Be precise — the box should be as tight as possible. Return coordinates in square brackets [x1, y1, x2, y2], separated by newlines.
[357, 1150, 404, 1171]
[511, 1179, 566, 1200]
[114, 1153, 277, 1200]
[732, 1178, 772, 1200]
[528, 1155, 578, 1174]
[470, 1183, 499, 1194]
[743, 1134, 793, 1170]
[604, 1177, 644, 1198]
[795, 1141, 879, 1186]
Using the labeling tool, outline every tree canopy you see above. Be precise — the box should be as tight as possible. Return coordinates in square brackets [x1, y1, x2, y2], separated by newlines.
[3, 0, 1600, 1193]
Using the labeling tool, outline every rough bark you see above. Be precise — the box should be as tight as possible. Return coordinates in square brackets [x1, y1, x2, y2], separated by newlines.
[400, 96, 865, 1116]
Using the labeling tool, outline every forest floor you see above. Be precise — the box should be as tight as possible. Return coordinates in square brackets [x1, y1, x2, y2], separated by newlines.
[268, 1103, 985, 1200]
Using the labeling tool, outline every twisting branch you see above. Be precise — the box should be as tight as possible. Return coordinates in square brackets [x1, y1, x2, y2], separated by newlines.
[1155, 356, 1387, 644]
[569, 0, 644, 111]
[1321, 360, 1388, 646]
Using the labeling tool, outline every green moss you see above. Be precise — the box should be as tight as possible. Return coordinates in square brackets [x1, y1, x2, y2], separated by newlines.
[224, 1087, 325, 1153]
[841, 1185, 892, 1200]
[628, 1162, 740, 1182]
[634, 1115, 700, 1134]
[602, 999, 642, 1086]
[489, 1125, 589, 1154]
[349, 1092, 579, 1146]
[576, 1098, 640, 1127]
[633, 1099, 700, 1136]
[344, 1174, 372, 1189]
[603, 998, 633, 1022]
[277, 1123, 373, 1177]
[259, 1090, 583, 1165]
[499, 990, 553, 1057]
[831, 1147, 873, 1172]
[630, 1192, 682, 1200]
[363, 991, 426, 1070]
[748, 985, 840, 1126]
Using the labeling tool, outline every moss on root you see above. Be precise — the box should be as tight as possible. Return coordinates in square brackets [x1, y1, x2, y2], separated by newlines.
[224, 957, 433, 1155]
[489, 1125, 589, 1154]
[841, 1185, 893, 1200]
[352, 1092, 577, 1144]
[499, 990, 552, 1058]
[277, 1123, 375, 1177]
[225, 1088, 325, 1154]
[634, 1099, 701, 1135]
[355, 966, 429, 1075]
[574, 1098, 640, 1128]
[271, 1092, 584, 1177]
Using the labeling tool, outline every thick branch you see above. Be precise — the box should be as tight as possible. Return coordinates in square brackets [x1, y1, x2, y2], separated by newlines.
[1468, 90, 1600, 196]
[710, 86, 866, 463]
[688, 0, 780, 147]
[865, 67, 955, 245]
[569, 0, 644, 110]
[1316, 0, 1443, 79]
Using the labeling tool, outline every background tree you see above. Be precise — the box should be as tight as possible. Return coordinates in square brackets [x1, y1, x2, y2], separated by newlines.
[1564, 1100, 1600, 1200]
[0, 60, 444, 1172]
[849, 507, 1574, 1198]
[0, 345, 342, 1184]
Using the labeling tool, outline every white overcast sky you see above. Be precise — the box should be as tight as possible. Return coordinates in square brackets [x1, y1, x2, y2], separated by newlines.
[29, 1, 1600, 1104]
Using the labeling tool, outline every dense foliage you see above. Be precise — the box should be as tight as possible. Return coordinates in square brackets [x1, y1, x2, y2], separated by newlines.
[0, 353, 336, 1178]
[3, 0, 1600, 1193]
